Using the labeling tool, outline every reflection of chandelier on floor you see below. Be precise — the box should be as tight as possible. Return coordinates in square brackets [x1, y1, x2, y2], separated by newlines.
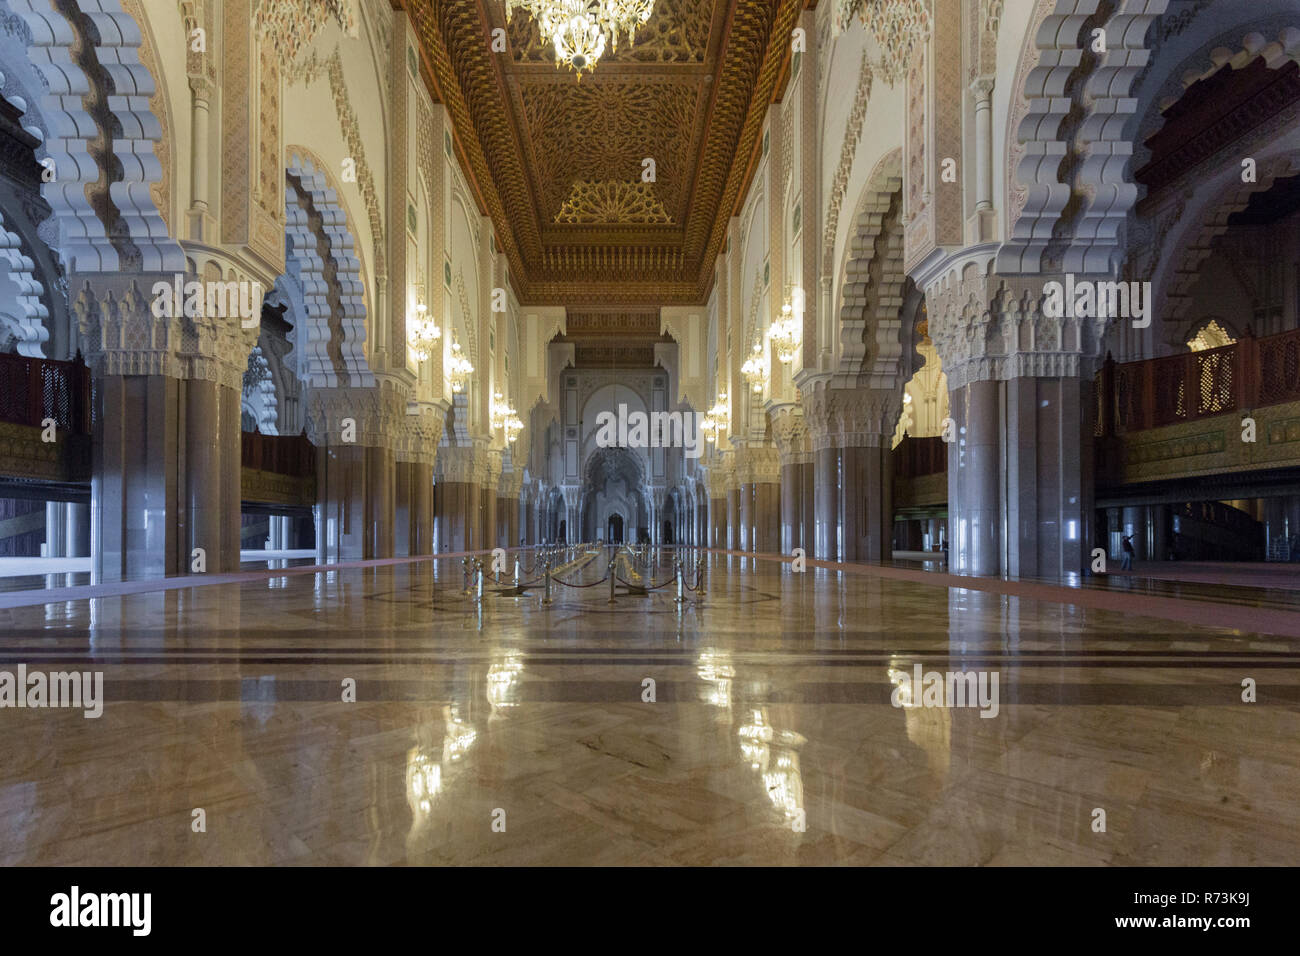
[505, 0, 656, 78]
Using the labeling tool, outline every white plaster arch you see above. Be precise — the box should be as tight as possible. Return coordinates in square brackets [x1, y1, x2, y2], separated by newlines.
[5, 0, 182, 274]
[0, 205, 48, 356]
[285, 148, 374, 389]
[836, 148, 904, 385]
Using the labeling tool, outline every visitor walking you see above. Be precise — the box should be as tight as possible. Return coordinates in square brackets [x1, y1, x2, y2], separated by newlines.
[1121, 534, 1134, 571]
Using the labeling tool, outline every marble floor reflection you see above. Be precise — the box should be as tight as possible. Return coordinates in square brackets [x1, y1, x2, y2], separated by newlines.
[1, 553, 1298, 865]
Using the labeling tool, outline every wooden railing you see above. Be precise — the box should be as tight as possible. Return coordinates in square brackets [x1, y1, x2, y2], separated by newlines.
[0, 351, 91, 434]
[240, 431, 315, 478]
[893, 434, 947, 479]
[1097, 328, 1300, 436]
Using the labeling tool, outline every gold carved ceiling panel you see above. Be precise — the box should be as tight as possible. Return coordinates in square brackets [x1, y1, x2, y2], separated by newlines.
[402, 0, 805, 306]
[515, 79, 700, 222]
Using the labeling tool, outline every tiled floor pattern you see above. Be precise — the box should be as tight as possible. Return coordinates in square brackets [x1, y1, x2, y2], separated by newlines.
[1, 552, 1297, 865]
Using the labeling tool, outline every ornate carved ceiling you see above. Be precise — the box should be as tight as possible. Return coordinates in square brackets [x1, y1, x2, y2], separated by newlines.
[557, 309, 672, 367]
[401, 0, 805, 306]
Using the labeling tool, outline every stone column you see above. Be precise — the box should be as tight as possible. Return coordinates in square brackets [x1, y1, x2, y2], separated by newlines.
[947, 379, 1001, 575]
[394, 461, 414, 556]
[739, 445, 781, 552]
[813, 444, 838, 561]
[308, 388, 402, 563]
[839, 443, 892, 561]
[779, 463, 799, 554]
[772, 408, 811, 554]
[1149, 503, 1169, 563]
[928, 260, 1106, 578]
[77, 270, 249, 580]
[738, 479, 753, 551]
[726, 487, 740, 551]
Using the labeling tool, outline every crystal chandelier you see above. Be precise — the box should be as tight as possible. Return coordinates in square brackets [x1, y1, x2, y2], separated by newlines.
[448, 340, 474, 393]
[505, 0, 655, 78]
[700, 390, 729, 443]
[491, 391, 524, 443]
[741, 343, 767, 393]
[601, 0, 654, 50]
[767, 287, 802, 364]
[406, 296, 441, 363]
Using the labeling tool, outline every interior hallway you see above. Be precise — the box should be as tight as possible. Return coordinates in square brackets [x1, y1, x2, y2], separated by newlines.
[2, 552, 1297, 866]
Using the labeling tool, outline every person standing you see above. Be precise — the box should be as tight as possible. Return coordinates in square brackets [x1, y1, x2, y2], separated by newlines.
[1121, 534, 1135, 571]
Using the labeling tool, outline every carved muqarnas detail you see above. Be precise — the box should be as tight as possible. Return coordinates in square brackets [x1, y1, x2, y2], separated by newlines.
[837, 0, 932, 85]
[254, 0, 356, 64]
[555, 181, 673, 224]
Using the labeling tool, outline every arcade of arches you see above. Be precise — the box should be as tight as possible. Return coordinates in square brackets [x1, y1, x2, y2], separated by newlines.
[1, 0, 1300, 867]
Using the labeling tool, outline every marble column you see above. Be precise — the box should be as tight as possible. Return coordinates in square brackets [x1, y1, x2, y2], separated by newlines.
[395, 461, 433, 556]
[780, 463, 799, 554]
[799, 461, 815, 555]
[755, 482, 781, 552]
[364, 446, 395, 559]
[506, 496, 520, 549]
[839, 444, 892, 562]
[948, 379, 1000, 576]
[395, 462, 412, 556]
[738, 482, 754, 551]
[813, 445, 838, 561]
[435, 482, 476, 552]
[316, 443, 369, 563]
[726, 487, 740, 551]
[709, 496, 726, 548]
[1004, 376, 1094, 577]
[93, 373, 181, 580]
[1122, 504, 1145, 561]
[1149, 503, 1169, 563]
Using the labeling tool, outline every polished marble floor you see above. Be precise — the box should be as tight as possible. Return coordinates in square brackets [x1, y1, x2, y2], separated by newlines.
[1, 549, 1298, 865]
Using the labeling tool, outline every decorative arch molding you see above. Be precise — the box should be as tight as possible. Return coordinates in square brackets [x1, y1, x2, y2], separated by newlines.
[6, 0, 182, 274]
[1162, 28, 1300, 107]
[1131, 6, 1300, 154]
[241, 345, 278, 434]
[0, 204, 48, 355]
[1151, 146, 1300, 343]
[999, 0, 1171, 276]
[836, 148, 904, 387]
[284, 147, 373, 389]
[118, 0, 176, 234]
[821, 50, 874, 279]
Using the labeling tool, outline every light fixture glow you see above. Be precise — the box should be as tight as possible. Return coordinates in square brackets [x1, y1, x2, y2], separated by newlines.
[448, 340, 474, 393]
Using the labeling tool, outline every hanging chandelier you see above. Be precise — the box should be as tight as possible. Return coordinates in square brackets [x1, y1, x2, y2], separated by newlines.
[406, 297, 441, 363]
[767, 287, 802, 364]
[506, 0, 656, 78]
[701, 390, 730, 443]
[491, 391, 524, 443]
[448, 340, 474, 393]
[741, 343, 767, 393]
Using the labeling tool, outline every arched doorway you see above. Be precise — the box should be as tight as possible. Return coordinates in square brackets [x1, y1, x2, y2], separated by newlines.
[662, 520, 673, 544]
[607, 514, 624, 544]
